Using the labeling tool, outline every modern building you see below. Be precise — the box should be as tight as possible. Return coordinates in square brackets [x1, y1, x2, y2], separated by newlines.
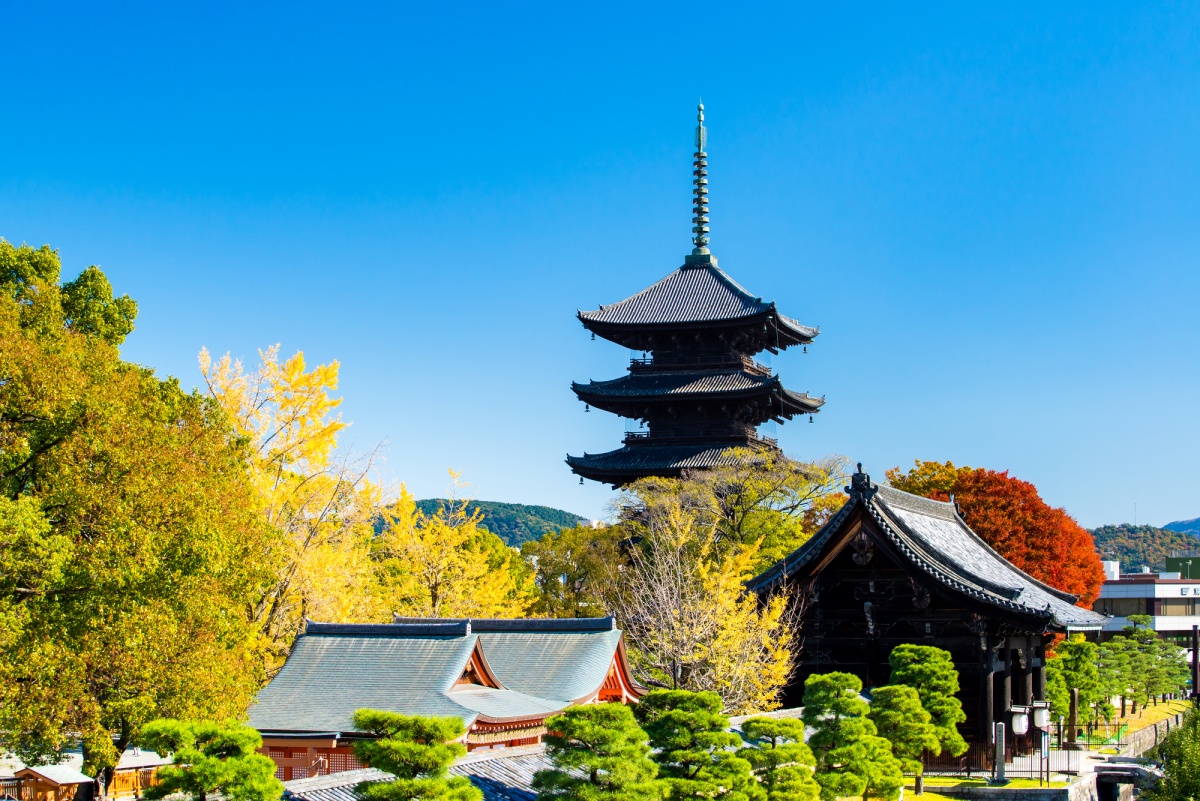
[1092, 565, 1200, 651]
[748, 466, 1108, 762]
[567, 105, 822, 486]
[248, 617, 644, 780]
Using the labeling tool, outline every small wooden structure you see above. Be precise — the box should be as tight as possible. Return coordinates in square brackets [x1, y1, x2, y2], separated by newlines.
[13, 767, 92, 801]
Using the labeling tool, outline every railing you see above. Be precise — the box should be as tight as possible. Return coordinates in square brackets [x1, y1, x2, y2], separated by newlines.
[629, 353, 771, 375]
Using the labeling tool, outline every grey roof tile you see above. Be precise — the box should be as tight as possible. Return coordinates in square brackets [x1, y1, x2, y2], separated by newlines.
[566, 444, 747, 474]
[579, 263, 816, 342]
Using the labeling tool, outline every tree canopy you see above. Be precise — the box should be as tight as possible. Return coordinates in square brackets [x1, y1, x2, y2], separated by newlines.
[351, 710, 480, 801]
[534, 703, 662, 801]
[886, 461, 1105, 605]
[738, 717, 819, 801]
[139, 720, 282, 801]
[801, 673, 903, 801]
[0, 240, 274, 776]
[886, 645, 968, 758]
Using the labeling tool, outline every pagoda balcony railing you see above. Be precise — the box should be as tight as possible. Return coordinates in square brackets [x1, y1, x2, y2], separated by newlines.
[623, 431, 780, 448]
[629, 353, 770, 375]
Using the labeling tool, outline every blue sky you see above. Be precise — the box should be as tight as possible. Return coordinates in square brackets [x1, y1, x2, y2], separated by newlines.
[3, 2, 1197, 527]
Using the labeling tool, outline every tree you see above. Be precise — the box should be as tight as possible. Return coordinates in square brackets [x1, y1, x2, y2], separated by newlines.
[867, 686, 940, 793]
[351, 710, 480, 801]
[1046, 635, 1102, 722]
[634, 690, 760, 801]
[886, 461, 1106, 605]
[886, 645, 968, 758]
[1148, 708, 1200, 801]
[139, 720, 282, 801]
[0, 241, 274, 779]
[620, 450, 848, 572]
[601, 495, 796, 713]
[374, 482, 533, 619]
[521, 523, 622, 618]
[739, 718, 819, 801]
[533, 703, 662, 801]
[201, 345, 384, 666]
[801, 673, 903, 801]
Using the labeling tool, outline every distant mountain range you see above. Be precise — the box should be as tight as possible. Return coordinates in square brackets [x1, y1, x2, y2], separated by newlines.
[1090, 523, 1200, 572]
[1164, 517, 1200, 536]
[414, 500, 589, 547]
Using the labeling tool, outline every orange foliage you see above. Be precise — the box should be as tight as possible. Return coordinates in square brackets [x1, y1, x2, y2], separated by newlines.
[886, 461, 1106, 607]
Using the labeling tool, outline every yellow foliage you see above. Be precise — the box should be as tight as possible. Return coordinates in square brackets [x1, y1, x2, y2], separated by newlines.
[374, 476, 533, 619]
[200, 345, 384, 666]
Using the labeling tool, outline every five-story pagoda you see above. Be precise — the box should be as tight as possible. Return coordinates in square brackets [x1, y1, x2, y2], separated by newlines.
[568, 106, 824, 486]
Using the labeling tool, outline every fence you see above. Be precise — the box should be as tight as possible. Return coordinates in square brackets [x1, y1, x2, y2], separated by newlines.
[922, 737, 1080, 782]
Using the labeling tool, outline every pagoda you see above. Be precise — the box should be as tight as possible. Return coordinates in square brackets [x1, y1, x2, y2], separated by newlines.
[567, 106, 823, 486]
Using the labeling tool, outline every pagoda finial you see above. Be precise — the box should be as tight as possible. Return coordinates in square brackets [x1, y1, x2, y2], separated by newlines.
[691, 103, 711, 256]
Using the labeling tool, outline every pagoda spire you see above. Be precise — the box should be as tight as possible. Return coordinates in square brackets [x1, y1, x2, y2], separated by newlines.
[691, 103, 711, 256]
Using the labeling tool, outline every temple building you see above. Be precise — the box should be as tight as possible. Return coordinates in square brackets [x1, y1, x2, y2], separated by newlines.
[748, 466, 1108, 760]
[568, 105, 823, 486]
[248, 617, 643, 780]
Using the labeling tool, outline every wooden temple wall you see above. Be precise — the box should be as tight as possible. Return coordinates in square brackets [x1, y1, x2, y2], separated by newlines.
[785, 544, 1051, 748]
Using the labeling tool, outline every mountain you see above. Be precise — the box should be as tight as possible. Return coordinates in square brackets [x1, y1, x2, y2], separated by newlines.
[414, 499, 589, 547]
[1164, 517, 1200, 536]
[1090, 523, 1200, 572]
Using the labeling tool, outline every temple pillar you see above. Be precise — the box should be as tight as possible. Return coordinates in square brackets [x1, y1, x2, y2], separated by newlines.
[980, 638, 995, 743]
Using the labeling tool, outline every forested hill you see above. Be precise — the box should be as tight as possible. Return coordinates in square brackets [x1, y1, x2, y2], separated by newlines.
[1165, 517, 1200, 536]
[414, 500, 588, 547]
[1090, 524, 1200, 571]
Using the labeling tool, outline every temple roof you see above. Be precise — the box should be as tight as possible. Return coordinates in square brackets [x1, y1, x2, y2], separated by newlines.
[578, 260, 816, 346]
[748, 472, 1108, 632]
[249, 619, 640, 735]
[572, 370, 824, 413]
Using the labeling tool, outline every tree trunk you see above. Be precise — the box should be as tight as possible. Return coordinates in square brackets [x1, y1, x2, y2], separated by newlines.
[916, 773, 925, 795]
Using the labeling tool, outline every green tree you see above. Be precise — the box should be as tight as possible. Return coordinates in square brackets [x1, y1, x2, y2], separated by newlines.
[0, 241, 274, 778]
[1096, 639, 1131, 722]
[1147, 708, 1200, 801]
[351, 710, 480, 801]
[521, 524, 621, 618]
[635, 690, 760, 801]
[1047, 635, 1103, 722]
[801, 673, 903, 801]
[139, 720, 282, 801]
[739, 718, 819, 801]
[868, 686, 940, 793]
[886, 645, 968, 757]
[533, 703, 663, 801]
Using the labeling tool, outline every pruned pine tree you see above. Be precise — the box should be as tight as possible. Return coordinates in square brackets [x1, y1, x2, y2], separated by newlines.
[887, 645, 969, 757]
[739, 717, 820, 801]
[867, 685, 940, 793]
[139, 720, 282, 801]
[533, 703, 663, 801]
[801, 673, 903, 801]
[351, 710, 480, 801]
[634, 690, 761, 801]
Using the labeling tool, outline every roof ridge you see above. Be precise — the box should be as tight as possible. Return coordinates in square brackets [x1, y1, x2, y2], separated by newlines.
[304, 619, 471, 638]
[393, 615, 616, 633]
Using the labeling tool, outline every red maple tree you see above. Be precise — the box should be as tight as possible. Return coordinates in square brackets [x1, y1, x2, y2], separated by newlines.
[886, 461, 1105, 607]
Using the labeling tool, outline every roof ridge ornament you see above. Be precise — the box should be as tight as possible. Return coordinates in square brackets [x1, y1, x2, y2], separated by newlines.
[846, 462, 878, 502]
[685, 103, 714, 266]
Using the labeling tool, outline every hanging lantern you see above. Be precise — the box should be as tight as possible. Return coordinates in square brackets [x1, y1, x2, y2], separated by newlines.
[809, 415, 814, 423]
[585, 404, 590, 413]
[1033, 706, 1051, 728]
[579, 477, 584, 485]
[803, 346, 807, 353]
[1011, 710, 1030, 735]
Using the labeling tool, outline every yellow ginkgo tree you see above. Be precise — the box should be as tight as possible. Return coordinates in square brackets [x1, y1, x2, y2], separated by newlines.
[200, 345, 384, 667]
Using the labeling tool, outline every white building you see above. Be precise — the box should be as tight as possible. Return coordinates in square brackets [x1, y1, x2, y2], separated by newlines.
[1093, 562, 1200, 651]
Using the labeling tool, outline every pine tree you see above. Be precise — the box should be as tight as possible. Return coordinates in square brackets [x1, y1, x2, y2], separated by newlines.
[351, 710, 481, 801]
[887, 645, 968, 757]
[740, 717, 820, 801]
[801, 672, 903, 801]
[533, 703, 663, 801]
[139, 720, 282, 801]
[867, 685, 940, 793]
[635, 690, 760, 801]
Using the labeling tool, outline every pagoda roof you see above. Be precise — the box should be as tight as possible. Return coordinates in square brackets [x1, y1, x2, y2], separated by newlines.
[566, 443, 752, 485]
[573, 370, 823, 409]
[748, 471, 1108, 633]
[578, 259, 817, 345]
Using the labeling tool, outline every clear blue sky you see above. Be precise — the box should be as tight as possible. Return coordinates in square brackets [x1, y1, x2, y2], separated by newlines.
[3, 2, 1197, 528]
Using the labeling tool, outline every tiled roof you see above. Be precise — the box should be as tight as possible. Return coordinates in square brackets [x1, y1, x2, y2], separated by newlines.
[578, 262, 816, 342]
[567, 444, 747, 475]
[249, 619, 635, 735]
[575, 370, 771, 397]
[283, 746, 561, 801]
[15, 767, 93, 786]
[748, 477, 1108, 632]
